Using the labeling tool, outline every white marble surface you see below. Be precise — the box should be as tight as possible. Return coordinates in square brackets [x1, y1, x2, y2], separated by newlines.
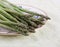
[0, 0, 60, 47]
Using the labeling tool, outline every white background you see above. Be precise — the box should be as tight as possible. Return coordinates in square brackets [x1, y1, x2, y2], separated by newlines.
[0, 0, 60, 47]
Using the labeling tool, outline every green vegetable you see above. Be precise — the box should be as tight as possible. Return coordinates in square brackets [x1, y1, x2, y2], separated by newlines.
[0, 6, 19, 23]
[0, 14, 9, 21]
[0, 0, 50, 36]
[0, 23, 18, 31]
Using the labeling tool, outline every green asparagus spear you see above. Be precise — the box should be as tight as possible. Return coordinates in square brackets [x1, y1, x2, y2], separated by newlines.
[0, 20, 28, 29]
[0, 23, 18, 32]
[7, 12, 28, 26]
[19, 16, 38, 28]
[0, 6, 19, 23]
[2, 0, 50, 19]
[0, 14, 9, 21]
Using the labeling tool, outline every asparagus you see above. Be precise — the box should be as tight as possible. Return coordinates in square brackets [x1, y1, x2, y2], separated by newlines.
[2, 0, 50, 19]
[0, 23, 28, 35]
[29, 29, 35, 33]
[4, 8, 37, 27]
[5, 9, 38, 28]
[7, 12, 28, 26]
[0, 6, 19, 23]
[0, 14, 9, 21]
[17, 27, 29, 36]
[8, 24, 29, 36]
[1, 0, 24, 15]
[0, 20, 28, 29]
[0, 0, 15, 10]
[0, 21, 28, 35]
[4, 8, 33, 18]
[4, 8, 21, 15]
[0, 0, 50, 36]
[19, 16, 38, 28]
[1, 0, 50, 20]
[0, 23, 18, 32]
[29, 17, 45, 25]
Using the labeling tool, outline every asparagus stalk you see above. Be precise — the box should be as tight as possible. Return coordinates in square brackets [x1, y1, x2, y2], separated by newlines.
[0, 0, 50, 36]
[4, 8, 21, 15]
[7, 24, 28, 36]
[19, 16, 38, 28]
[29, 29, 35, 33]
[0, 0, 15, 10]
[0, 1, 23, 17]
[1, 0, 50, 20]
[0, 14, 9, 21]
[0, 23, 28, 35]
[1, 7, 29, 27]
[8, 12, 28, 26]
[0, 6, 19, 23]
[1, 0, 24, 15]
[17, 27, 29, 36]
[4, 8, 32, 18]
[29, 17, 45, 25]
[6, 9, 37, 27]
[4, 7, 37, 27]
[0, 23, 18, 32]
[0, 20, 28, 29]
[3, 0, 50, 19]
[0, 21, 28, 35]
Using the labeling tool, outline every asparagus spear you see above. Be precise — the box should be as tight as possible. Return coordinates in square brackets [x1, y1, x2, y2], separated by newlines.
[4, 8, 33, 18]
[2, 0, 50, 19]
[29, 29, 35, 33]
[0, 14, 9, 21]
[0, 21, 29, 35]
[29, 17, 45, 25]
[0, 0, 24, 15]
[0, 23, 28, 35]
[8, 12, 28, 26]
[0, 0, 15, 10]
[3, 7, 37, 27]
[17, 27, 29, 36]
[0, 20, 28, 29]
[19, 16, 38, 28]
[1, 0, 50, 20]
[0, 6, 19, 23]
[7, 24, 29, 36]
[0, 23, 18, 32]
[0, 0, 50, 36]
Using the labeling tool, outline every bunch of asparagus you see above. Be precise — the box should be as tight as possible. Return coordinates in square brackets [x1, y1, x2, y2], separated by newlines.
[0, 0, 50, 36]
